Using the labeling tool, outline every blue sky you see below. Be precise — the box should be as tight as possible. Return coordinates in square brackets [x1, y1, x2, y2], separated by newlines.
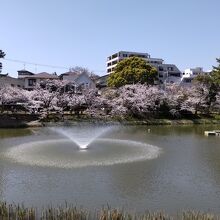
[1, 0, 220, 77]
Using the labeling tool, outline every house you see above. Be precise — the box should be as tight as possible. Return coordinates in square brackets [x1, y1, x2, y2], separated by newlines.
[0, 73, 24, 88]
[106, 51, 182, 84]
[60, 71, 96, 92]
[17, 70, 59, 90]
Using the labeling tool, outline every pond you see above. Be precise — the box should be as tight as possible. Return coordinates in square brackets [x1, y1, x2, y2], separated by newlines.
[0, 124, 220, 213]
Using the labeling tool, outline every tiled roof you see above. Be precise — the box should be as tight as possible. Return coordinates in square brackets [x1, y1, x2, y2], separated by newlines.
[17, 70, 34, 75]
[21, 72, 59, 79]
[35, 72, 59, 79]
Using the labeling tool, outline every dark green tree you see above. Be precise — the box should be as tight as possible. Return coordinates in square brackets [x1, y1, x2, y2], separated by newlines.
[196, 58, 220, 89]
[0, 50, 6, 73]
[107, 57, 158, 87]
[211, 58, 220, 86]
[194, 58, 220, 113]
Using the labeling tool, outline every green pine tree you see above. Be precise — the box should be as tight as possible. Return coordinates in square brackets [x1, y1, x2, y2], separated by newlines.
[0, 50, 6, 73]
[211, 58, 220, 86]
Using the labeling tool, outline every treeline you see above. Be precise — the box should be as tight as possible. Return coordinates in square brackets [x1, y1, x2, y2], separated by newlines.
[0, 57, 219, 120]
[0, 82, 219, 120]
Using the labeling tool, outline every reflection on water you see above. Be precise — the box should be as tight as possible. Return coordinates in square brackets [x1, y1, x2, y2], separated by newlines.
[0, 124, 219, 212]
[0, 128, 32, 139]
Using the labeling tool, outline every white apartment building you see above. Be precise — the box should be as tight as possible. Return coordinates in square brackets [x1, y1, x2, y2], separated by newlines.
[107, 51, 151, 74]
[180, 67, 210, 85]
[106, 51, 182, 84]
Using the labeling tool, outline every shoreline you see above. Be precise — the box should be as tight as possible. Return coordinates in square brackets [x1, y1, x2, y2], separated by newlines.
[1, 114, 220, 128]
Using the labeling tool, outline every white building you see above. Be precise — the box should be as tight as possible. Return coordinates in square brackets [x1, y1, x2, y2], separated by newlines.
[107, 51, 151, 74]
[106, 51, 182, 84]
[60, 71, 96, 91]
[180, 67, 210, 85]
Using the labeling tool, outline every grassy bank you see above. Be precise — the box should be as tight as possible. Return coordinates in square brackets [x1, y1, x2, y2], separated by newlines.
[42, 114, 220, 127]
[0, 202, 218, 220]
[1, 113, 220, 128]
[0, 113, 40, 128]
[119, 118, 220, 125]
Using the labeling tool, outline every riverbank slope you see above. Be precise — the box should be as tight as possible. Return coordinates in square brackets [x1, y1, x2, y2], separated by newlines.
[1, 114, 220, 128]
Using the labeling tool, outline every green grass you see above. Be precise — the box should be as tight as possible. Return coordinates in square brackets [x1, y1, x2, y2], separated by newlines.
[0, 202, 219, 220]
[213, 114, 220, 120]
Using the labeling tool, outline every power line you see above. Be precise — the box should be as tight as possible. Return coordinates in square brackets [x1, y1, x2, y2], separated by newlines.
[4, 58, 69, 70]
[3, 58, 106, 74]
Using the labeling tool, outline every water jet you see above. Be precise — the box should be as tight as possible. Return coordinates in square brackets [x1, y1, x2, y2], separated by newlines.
[50, 125, 113, 150]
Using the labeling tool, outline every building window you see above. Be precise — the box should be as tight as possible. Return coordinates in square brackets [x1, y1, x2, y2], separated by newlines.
[28, 79, 36, 86]
[159, 66, 164, 71]
[123, 54, 128, 57]
[112, 60, 118, 65]
[169, 72, 180, 77]
[167, 67, 174, 71]
[112, 53, 118, 59]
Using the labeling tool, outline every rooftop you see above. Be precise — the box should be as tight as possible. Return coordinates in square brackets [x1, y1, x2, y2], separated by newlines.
[18, 71, 59, 79]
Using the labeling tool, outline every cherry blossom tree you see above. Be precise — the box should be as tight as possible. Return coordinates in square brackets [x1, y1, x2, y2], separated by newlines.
[180, 85, 208, 115]
[2, 86, 28, 105]
[23, 80, 68, 117]
[0, 86, 29, 113]
[213, 91, 220, 114]
[1, 79, 219, 119]
[101, 84, 165, 118]
[163, 84, 189, 117]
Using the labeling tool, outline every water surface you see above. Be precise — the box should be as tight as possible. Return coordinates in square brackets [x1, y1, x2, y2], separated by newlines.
[0, 125, 219, 213]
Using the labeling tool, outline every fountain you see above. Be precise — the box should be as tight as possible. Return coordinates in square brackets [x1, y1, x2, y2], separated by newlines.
[50, 125, 112, 150]
[3, 125, 161, 169]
